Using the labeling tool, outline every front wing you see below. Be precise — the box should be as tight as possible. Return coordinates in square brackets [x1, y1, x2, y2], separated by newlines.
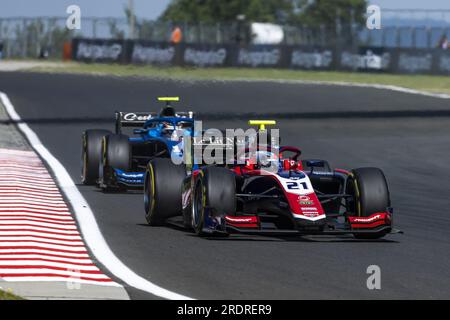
[221, 210, 402, 237]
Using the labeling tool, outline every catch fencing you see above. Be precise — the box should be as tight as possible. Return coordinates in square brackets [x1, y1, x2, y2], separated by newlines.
[1, 12, 450, 59]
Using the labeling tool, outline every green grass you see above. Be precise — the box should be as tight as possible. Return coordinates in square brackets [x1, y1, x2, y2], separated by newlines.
[30, 62, 450, 95]
[0, 289, 24, 300]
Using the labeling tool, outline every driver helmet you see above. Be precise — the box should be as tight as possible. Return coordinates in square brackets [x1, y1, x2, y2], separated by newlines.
[161, 121, 175, 132]
[159, 106, 176, 117]
[239, 149, 279, 170]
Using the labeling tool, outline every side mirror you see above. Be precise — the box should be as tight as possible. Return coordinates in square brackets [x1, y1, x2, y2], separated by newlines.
[133, 129, 148, 135]
[306, 160, 326, 168]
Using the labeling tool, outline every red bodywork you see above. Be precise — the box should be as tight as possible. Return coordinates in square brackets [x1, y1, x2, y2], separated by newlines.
[192, 146, 396, 236]
[348, 212, 392, 229]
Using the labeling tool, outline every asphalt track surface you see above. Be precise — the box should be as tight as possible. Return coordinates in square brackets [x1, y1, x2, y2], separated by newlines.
[0, 72, 449, 299]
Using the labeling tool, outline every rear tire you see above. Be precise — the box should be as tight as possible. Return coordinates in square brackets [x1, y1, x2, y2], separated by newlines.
[144, 158, 186, 226]
[100, 134, 131, 191]
[347, 167, 391, 239]
[81, 129, 112, 185]
[192, 167, 236, 236]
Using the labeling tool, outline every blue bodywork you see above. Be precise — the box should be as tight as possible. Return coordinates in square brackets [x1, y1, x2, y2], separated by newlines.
[111, 116, 194, 188]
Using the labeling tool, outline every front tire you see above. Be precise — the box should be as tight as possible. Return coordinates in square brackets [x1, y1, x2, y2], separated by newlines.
[192, 167, 236, 236]
[346, 167, 391, 239]
[144, 158, 186, 226]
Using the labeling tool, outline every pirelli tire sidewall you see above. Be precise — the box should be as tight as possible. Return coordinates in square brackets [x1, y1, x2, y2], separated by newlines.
[144, 158, 186, 226]
[348, 167, 391, 240]
[350, 167, 391, 217]
[81, 129, 112, 185]
[192, 173, 206, 234]
[192, 167, 236, 235]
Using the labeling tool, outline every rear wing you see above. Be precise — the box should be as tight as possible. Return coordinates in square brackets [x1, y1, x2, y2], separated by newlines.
[115, 112, 157, 133]
[175, 112, 194, 119]
[115, 111, 194, 133]
[188, 126, 280, 166]
[190, 130, 241, 166]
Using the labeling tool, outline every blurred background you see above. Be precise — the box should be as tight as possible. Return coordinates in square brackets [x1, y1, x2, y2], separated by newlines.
[0, 0, 449, 75]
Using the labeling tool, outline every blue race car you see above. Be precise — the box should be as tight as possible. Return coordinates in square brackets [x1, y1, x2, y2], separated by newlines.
[81, 97, 194, 191]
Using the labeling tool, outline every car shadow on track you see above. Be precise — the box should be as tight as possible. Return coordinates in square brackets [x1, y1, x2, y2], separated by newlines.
[137, 223, 399, 243]
[78, 185, 399, 244]
[76, 184, 143, 195]
[200, 235, 398, 243]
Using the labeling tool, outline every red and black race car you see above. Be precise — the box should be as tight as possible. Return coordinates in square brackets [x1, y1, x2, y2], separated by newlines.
[143, 121, 401, 239]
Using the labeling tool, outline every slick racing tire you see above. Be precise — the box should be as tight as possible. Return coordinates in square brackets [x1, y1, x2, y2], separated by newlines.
[192, 167, 236, 236]
[81, 129, 112, 185]
[144, 158, 186, 226]
[100, 134, 131, 191]
[347, 167, 391, 239]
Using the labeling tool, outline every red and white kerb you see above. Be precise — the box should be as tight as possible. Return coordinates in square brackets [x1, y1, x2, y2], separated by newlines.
[0, 148, 119, 286]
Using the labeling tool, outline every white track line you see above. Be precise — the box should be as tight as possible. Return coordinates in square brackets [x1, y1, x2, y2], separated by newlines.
[205, 77, 450, 100]
[0, 91, 193, 300]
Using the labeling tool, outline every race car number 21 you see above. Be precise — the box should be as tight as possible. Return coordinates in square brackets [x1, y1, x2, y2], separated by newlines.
[286, 181, 308, 190]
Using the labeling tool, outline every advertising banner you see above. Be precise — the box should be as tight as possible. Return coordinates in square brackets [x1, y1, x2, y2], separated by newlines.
[435, 50, 450, 75]
[182, 44, 229, 67]
[395, 49, 434, 74]
[72, 38, 127, 63]
[130, 41, 176, 65]
[235, 45, 284, 68]
[72, 38, 450, 75]
[289, 46, 335, 70]
[340, 47, 391, 71]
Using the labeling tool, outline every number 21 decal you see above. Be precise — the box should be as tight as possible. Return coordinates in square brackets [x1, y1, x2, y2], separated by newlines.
[286, 181, 308, 190]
